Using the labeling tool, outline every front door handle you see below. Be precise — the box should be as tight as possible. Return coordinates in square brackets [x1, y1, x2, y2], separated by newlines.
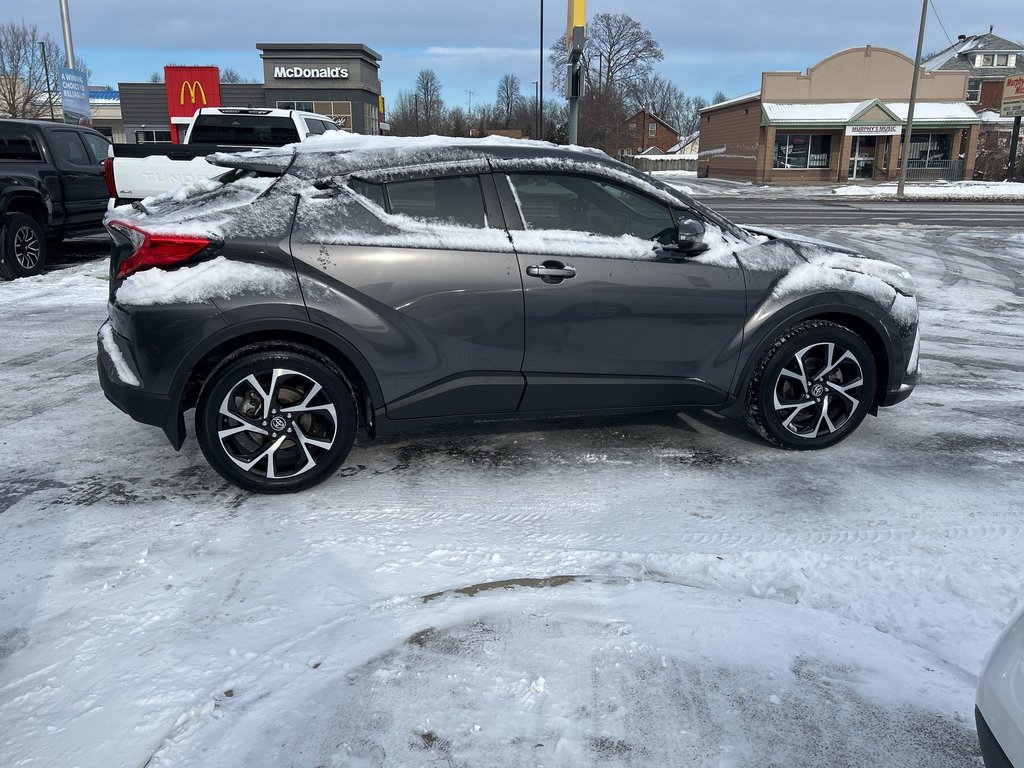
[526, 261, 577, 283]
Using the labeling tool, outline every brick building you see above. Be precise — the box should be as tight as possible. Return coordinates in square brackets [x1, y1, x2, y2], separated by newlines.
[698, 46, 980, 184]
[623, 108, 679, 155]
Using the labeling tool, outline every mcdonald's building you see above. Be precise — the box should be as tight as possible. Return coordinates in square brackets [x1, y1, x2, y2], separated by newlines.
[118, 43, 383, 143]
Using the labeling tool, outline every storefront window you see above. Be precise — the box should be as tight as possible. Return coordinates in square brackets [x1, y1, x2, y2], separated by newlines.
[774, 134, 832, 169]
[277, 101, 315, 112]
[907, 133, 952, 168]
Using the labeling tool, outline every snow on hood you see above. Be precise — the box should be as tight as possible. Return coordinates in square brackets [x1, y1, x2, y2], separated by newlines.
[746, 228, 916, 297]
[116, 256, 294, 306]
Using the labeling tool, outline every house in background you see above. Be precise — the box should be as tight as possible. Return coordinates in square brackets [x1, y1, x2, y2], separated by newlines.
[923, 28, 1023, 112]
[923, 28, 1024, 179]
[698, 46, 980, 184]
[623, 107, 679, 156]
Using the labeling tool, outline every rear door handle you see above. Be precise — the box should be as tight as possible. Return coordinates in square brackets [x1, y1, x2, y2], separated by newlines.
[526, 262, 576, 280]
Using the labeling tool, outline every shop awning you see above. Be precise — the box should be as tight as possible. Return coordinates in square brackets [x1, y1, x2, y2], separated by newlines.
[763, 99, 980, 128]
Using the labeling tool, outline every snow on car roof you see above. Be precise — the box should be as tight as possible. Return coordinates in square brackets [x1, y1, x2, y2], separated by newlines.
[208, 132, 609, 177]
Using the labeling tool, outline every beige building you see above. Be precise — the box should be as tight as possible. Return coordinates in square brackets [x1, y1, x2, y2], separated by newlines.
[698, 46, 981, 184]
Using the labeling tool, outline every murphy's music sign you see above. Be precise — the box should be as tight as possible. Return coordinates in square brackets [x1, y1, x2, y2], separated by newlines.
[164, 66, 222, 121]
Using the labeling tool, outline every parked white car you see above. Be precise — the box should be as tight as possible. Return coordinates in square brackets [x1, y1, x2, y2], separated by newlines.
[977, 607, 1024, 767]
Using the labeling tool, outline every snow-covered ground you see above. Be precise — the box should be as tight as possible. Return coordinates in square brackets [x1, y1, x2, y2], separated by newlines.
[2, 224, 1022, 767]
[654, 170, 1024, 201]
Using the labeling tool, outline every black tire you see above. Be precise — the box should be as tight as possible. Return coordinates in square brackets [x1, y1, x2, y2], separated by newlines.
[196, 347, 358, 493]
[0, 213, 46, 280]
[745, 320, 877, 450]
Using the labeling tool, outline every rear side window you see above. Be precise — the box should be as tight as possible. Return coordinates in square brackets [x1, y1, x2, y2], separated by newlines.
[386, 175, 487, 228]
[349, 179, 386, 209]
[188, 115, 301, 146]
[0, 126, 44, 161]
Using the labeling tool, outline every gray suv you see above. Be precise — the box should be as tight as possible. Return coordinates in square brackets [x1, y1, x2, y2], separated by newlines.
[97, 137, 919, 492]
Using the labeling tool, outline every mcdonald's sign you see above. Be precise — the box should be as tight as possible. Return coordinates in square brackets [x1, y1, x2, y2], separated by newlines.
[180, 79, 208, 106]
[164, 66, 222, 123]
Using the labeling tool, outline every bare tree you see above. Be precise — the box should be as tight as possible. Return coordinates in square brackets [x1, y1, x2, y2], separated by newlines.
[496, 73, 524, 129]
[626, 73, 685, 130]
[677, 95, 710, 135]
[712, 90, 728, 104]
[415, 69, 445, 135]
[548, 13, 663, 97]
[387, 90, 418, 136]
[220, 67, 256, 84]
[0, 22, 63, 118]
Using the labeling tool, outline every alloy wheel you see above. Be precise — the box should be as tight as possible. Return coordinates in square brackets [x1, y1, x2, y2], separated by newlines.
[215, 367, 339, 480]
[14, 225, 42, 271]
[771, 341, 865, 439]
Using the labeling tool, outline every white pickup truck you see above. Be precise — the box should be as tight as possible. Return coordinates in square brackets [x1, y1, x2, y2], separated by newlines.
[103, 107, 341, 204]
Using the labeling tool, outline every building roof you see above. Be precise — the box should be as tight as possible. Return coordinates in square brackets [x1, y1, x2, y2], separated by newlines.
[89, 89, 120, 104]
[701, 90, 761, 113]
[923, 32, 1024, 76]
[762, 100, 979, 126]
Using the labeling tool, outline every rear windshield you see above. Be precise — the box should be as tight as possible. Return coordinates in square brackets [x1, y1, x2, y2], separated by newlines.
[0, 126, 44, 161]
[188, 115, 301, 147]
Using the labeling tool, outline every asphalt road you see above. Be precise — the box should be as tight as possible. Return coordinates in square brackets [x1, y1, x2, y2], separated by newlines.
[695, 196, 1024, 228]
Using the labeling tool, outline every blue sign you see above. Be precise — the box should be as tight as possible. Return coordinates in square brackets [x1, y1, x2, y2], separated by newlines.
[59, 67, 91, 126]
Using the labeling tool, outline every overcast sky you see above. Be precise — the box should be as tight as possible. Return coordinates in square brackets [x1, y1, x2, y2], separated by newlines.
[14, 0, 1024, 109]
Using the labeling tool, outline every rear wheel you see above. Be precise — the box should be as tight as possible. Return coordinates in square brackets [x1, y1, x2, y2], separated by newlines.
[745, 320, 876, 449]
[196, 347, 357, 493]
[0, 214, 46, 280]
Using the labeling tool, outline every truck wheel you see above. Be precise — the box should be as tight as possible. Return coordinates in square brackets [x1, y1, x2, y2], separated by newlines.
[1, 214, 46, 280]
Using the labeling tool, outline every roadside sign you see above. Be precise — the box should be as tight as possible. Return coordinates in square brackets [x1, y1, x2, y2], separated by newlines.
[58, 67, 91, 127]
[1001, 75, 1024, 118]
[566, 0, 586, 57]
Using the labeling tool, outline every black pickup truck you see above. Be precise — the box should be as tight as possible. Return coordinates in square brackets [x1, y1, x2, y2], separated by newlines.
[0, 119, 111, 279]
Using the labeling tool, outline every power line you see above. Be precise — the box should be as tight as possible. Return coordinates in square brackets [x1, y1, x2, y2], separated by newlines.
[928, 0, 955, 48]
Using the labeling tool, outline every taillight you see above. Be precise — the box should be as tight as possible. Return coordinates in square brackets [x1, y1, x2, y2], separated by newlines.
[107, 220, 211, 279]
[103, 157, 116, 198]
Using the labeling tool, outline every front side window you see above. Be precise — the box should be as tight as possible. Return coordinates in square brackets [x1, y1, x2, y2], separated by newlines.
[385, 175, 488, 228]
[774, 134, 832, 169]
[49, 131, 91, 166]
[81, 132, 112, 162]
[507, 173, 676, 242]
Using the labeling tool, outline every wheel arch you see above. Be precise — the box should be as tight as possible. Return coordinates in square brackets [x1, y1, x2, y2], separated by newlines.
[173, 319, 384, 442]
[2, 191, 49, 227]
[732, 298, 898, 414]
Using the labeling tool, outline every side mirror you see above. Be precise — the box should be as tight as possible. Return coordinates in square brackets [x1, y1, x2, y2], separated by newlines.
[676, 217, 706, 253]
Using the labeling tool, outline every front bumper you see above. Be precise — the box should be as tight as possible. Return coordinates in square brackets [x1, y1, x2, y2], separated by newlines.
[976, 707, 1015, 768]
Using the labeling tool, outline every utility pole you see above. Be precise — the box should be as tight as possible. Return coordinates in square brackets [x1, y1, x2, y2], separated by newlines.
[39, 41, 55, 120]
[897, 0, 928, 199]
[59, 0, 76, 68]
[465, 89, 477, 109]
[539, 0, 544, 140]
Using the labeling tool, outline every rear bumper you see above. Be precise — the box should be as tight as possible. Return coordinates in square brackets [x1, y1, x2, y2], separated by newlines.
[97, 322, 185, 449]
[976, 707, 1015, 768]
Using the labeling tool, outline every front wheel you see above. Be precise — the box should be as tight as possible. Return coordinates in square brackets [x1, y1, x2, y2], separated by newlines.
[0, 213, 46, 280]
[196, 347, 358, 493]
[745, 320, 877, 449]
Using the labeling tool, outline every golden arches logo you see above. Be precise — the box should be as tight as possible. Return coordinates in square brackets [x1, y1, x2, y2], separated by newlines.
[179, 80, 208, 106]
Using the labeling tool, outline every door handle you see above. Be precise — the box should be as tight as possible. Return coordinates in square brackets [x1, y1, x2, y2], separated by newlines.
[526, 262, 576, 280]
